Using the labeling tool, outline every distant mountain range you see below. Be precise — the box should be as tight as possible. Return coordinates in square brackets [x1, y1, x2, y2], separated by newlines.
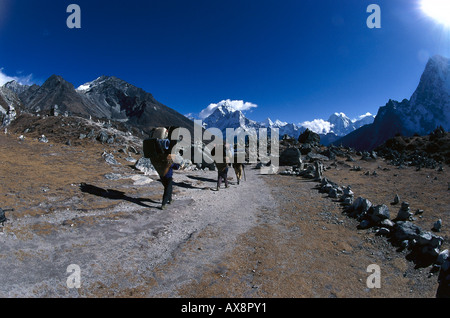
[1, 55, 448, 151]
[190, 102, 375, 144]
[1, 75, 194, 135]
[337, 55, 450, 150]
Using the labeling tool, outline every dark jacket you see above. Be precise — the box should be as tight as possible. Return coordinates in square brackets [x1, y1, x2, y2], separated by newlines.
[164, 163, 180, 179]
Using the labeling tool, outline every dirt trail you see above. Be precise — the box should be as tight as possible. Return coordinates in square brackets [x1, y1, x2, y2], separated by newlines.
[0, 133, 276, 297]
[0, 133, 445, 298]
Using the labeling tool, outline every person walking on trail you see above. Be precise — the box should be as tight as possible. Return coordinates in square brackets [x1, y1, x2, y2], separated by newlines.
[160, 154, 180, 210]
[211, 143, 232, 191]
[233, 162, 244, 185]
[213, 161, 229, 191]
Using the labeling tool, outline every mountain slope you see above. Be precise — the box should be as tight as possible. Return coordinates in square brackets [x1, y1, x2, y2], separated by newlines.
[327, 112, 375, 136]
[77, 75, 195, 134]
[201, 103, 374, 142]
[336, 55, 450, 151]
[9, 74, 194, 135]
[19, 75, 102, 118]
[0, 86, 24, 126]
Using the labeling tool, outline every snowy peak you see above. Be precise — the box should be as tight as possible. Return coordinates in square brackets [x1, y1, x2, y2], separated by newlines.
[328, 112, 352, 135]
[76, 75, 132, 93]
[203, 103, 258, 134]
[400, 55, 450, 134]
[411, 55, 450, 104]
[3, 80, 30, 95]
[201, 105, 374, 140]
[323, 112, 375, 136]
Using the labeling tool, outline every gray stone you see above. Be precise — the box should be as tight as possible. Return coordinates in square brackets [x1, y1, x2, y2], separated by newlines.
[106, 136, 115, 144]
[421, 245, 440, 258]
[351, 197, 373, 215]
[370, 204, 390, 223]
[436, 249, 449, 266]
[380, 219, 395, 228]
[433, 219, 442, 232]
[86, 129, 95, 138]
[0, 208, 7, 225]
[280, 148, 302, 167]
[329, 188, 339, 199]
[378, 228, 390, 236]
[358, 219, 371, 229]
[392, 194, 400, 205]
[134, 157, 157, 175]
[417, 232, 443, 249]
[97, 131, 109, 143]
[38, 135, 49, 143]
[306, 153, 329, 162]
[102, 152, 119, 165]
[393, 221, 422, 243]
[396, 202, 413, 221]
[104, 173, 122, 180]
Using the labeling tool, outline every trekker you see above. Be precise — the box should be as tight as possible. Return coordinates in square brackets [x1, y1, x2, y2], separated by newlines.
[233, 162, 244, 185]
[160, 154, 180, 210]
[211, 143, 232, 191]
[214, 161, 229, 191]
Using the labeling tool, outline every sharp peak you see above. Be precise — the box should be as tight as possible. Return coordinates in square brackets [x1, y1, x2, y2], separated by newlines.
[429, 54, 449, 62]
[426, 55, 450, 69]
[43, 75, 74, 87]
[47, 74, 66, 81]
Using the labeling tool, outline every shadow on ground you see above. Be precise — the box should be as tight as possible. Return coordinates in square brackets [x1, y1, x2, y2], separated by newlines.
[79, 183, 159, 208]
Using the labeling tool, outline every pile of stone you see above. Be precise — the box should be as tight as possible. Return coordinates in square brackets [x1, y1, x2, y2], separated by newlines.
[343, 195, 447, 286]
[310, 171, 448, 296]
[295, 161, 324, 180]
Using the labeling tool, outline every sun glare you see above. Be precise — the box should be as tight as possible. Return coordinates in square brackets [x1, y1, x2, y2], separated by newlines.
[421, 0, 450, 27]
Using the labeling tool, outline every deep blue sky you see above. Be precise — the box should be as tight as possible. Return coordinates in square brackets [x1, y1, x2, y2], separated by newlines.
[0, 0, 449, 124]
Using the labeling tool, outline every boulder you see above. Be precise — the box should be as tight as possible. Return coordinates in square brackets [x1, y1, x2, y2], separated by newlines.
[436, 249, 449, 266]
[392, 221, 422, 243]
[417, 232, 444, 249]
[134, 157, 157, 176]
[280, 147, 303, 167]
[306, 153, 329, 162]
[97, 130, 109, 143]
[298, 129, 320, 147]
[347, 197, 373, 219]
[102, 152, 119, 165]
[369, 204, 390, 223]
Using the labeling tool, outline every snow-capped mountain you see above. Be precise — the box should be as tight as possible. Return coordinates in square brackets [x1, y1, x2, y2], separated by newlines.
[403, 55, 450, 134]
[0, 85, 24, 126]
[327, 112, 375, 136]
[201, 103, 305, 139]
[3, 80, 30, 95]
[337, 55, 450, 150]
[199, 101, 374, 141]
[1, 75, 194, 134]
[76, 75, 195, 133]
[203, 103, 260, 134]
